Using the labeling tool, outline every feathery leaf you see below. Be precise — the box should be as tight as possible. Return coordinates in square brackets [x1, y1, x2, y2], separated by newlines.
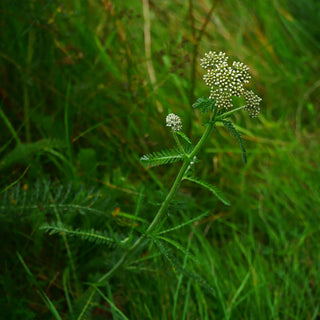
[140, 148, 183, 168]
[221, 119, 247, 164]
[175, 131, 192, 144]
[157, 211, 210, 235]
[156, 235, 199, 264]
[184, 175, 230, 206]
[0, 181, 112, 218]
[40, 222, 130, 248]
[192, 97, 215, 113]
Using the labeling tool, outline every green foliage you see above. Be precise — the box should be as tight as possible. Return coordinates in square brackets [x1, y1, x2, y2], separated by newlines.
[157, 211, 209, 235]
[152, 237, 216, 295]
[1, 0, 320, 318]
[155, 235, 199, 264]
[77, 148, 98, 180]
[192, 97, 215, 113]
[0, 139, 64, 171]
[71, 288, 99, 320]
[0, 181, 112, 218]
[94, 286, 130, 320]
[183, 174, 231, 206]
[40, 222, 130, 248]
[140, 148, 184, 168]
[17, 253, 63, 320]
[221, 119, 247, 164]
[175, 131, 192, 145]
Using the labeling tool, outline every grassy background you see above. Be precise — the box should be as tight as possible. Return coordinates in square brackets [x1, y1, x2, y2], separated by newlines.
[1, 0, 320, 319]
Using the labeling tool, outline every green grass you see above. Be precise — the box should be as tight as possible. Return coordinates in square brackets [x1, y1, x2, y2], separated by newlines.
[0, 0, 320, 319]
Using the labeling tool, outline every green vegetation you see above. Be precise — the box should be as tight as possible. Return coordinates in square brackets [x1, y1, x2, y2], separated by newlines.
[1, 0, 320, 319]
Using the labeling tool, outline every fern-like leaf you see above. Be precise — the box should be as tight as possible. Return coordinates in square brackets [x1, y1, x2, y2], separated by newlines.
[0, 181, 113, 218]
[221, 119, 247, 164]
[140, 148, 183, 168]
[184, 175, 230, 206]
[175, 131, 192, 144]
[156, 235, 199, 264]
[192, 97, 215, 113]
[157, 211, 209, 235]
[40, 222, 130, 248]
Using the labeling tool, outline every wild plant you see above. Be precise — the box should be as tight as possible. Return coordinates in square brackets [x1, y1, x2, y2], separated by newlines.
[93, 51, 262, 278]
[15, 51, 262, 318]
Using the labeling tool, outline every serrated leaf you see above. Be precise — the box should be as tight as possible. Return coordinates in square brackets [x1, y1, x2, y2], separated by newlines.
[40, 222, 129, 247]
[157, 211, 210, 235]
[140, 148, 183, 168]
[176, 131, 192, 144]
[221, 119, 247, 164]
[192, 97, 215, 113]
[156, 236, 199, 263]
[184, 175, 230, 206]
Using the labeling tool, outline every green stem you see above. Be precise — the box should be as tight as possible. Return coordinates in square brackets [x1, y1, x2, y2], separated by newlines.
[98, 111, 217, 283]
[145, 160, 190, 234]
[189, 110, 216, 159]
[98, 160, 190, 283]
[173, 132, 188, 158]
[215, 105, 246, 121]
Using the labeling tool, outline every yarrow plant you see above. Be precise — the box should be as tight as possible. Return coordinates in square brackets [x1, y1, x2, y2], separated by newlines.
[42, 51, 262, 290]
[94, 51, 262, 282]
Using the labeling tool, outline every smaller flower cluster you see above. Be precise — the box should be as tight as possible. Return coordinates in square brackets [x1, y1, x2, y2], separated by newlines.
[244, 90, 262, 118]
[200, 51, 228, 69]
[166, 113, 182, 132]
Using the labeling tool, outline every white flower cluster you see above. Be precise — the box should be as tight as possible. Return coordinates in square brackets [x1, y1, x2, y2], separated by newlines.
[200, 51, 228, 69]
[166, 113, 182, 132]
[244, 90, 262, 118]
[200, 51, 261, 116]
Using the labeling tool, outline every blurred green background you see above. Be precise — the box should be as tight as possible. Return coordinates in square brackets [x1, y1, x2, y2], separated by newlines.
[1, 0, 320, 319]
